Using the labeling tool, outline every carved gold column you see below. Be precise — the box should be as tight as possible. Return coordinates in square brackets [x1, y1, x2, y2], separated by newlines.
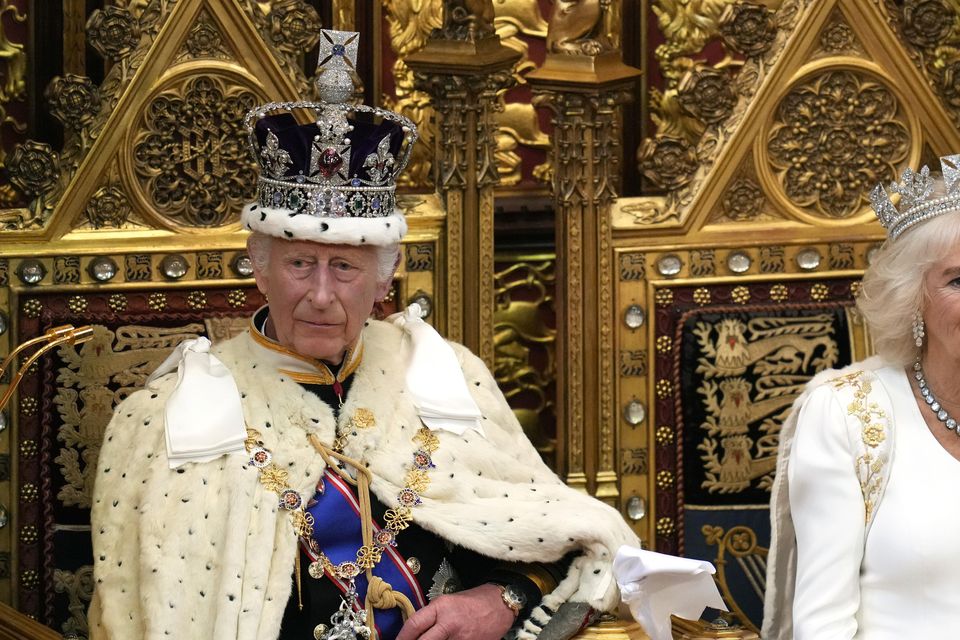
[331, 0, 355, 31]
[528, 54, 639, 499]
[406, 4, 519, 367]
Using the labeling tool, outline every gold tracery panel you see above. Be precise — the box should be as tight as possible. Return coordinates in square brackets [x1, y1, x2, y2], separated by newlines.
[126, 71, 262, 229]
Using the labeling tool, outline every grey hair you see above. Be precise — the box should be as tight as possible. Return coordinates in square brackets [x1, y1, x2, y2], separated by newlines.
[245, 232, 400, 286]
[857, 211, 960, 365]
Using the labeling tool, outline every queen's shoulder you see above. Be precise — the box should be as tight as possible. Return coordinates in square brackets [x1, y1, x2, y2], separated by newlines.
[803, 356, 901, 397]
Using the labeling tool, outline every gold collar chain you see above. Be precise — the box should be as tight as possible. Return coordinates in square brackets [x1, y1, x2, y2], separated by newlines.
[244, 420, 440, 581]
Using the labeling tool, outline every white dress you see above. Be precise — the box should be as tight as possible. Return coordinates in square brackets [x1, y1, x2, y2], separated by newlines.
[789, 365, 960, 639]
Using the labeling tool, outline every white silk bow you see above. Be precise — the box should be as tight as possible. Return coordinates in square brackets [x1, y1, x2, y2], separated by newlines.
[147, 337, 247, 469]
[389, 303, 484, 437]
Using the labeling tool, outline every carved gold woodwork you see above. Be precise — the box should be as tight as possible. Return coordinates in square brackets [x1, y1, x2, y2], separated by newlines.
[630, 0, 960, 231]
[494, 256, 557, 466]
[528, 54, 640, 499]
[1, 0, 328, 234]
[880, 0, 960, 130]
[492, 1, 551, 187]
[130, 75, 260, 228]
[0, 0, 26, 204]
[384, 0, 623, 191]
[546, 0, 612, 55]
[406, 16, 520, 365]
[0, 0, 25, 105]
[382, 0, 444, 189]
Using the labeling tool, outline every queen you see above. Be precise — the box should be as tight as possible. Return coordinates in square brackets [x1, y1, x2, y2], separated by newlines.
[764, 156, 960, 639]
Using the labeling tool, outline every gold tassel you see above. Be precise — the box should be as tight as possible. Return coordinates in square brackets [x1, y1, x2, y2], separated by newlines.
[295, 547, 304, 611]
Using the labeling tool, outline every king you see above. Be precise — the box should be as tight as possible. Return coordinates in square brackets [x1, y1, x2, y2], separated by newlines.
[87, 30, 639, 640]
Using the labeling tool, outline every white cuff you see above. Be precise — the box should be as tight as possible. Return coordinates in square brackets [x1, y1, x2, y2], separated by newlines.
[613, 545, 727, 640]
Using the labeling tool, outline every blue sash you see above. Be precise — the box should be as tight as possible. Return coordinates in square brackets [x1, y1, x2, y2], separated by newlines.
[303, 469, 427, 640]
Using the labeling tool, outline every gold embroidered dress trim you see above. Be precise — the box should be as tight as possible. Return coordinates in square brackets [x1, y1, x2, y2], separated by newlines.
[830, 371, 890, 524]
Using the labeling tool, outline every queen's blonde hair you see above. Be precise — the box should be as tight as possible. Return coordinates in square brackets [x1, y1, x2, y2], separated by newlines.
[857, 211, 960, 365]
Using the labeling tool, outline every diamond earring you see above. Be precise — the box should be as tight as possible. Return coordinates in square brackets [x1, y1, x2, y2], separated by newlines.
[912, 311, 925, 348]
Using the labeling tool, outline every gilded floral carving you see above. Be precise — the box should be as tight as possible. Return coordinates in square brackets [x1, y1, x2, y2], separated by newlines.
[677, 66, 736, 125]
[86, 6, 140, 61]
[132, 76, 260, 227]
[184, 15, 229, 60]
[639, 135, 699, 190]
[634, 0, 813, 224]
[266, 0, 322, 54]
[820, 20, 857, 53]
[719, 2, 777, 57]
[902, 0, 954, 49]
[941, 59, 960, 108]
[7, 140, 60, 196]
[882, 1, 960, 127]
[45, 75, 101, 130]
[722, 177, 765, 220]
[767, 70, 910, 218]
[86, 186, 131, 229]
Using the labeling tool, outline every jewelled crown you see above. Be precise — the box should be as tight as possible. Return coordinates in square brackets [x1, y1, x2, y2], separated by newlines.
[870, 155, 960, 241]
[241, 30, 418, 246]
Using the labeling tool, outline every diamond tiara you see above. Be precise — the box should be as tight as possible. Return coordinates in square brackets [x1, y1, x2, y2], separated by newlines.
[870, 154, 960, 241]
[242, 30, 417, 221]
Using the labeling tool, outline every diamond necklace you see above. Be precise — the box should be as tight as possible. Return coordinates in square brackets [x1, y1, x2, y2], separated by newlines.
[913, 358, 960, 432]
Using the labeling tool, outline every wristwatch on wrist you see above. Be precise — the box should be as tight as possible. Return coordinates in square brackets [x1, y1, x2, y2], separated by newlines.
[498, 583, 527, 616]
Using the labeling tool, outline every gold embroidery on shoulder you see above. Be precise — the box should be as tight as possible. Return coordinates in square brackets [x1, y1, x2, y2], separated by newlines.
[830, 372, 888, 523]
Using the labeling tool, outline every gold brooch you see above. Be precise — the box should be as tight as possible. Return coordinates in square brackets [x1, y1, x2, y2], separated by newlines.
[352, 408, 376, 429]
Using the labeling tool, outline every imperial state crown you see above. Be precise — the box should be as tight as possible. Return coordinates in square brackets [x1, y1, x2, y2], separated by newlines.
[241, 29, 418, 247]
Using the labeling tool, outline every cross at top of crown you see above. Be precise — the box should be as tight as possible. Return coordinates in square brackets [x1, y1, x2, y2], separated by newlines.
[318, 30, 358, 73]
[315, 30, 360, 104]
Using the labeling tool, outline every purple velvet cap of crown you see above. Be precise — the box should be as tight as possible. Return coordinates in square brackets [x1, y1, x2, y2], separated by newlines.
[253, 111, 406, 183]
